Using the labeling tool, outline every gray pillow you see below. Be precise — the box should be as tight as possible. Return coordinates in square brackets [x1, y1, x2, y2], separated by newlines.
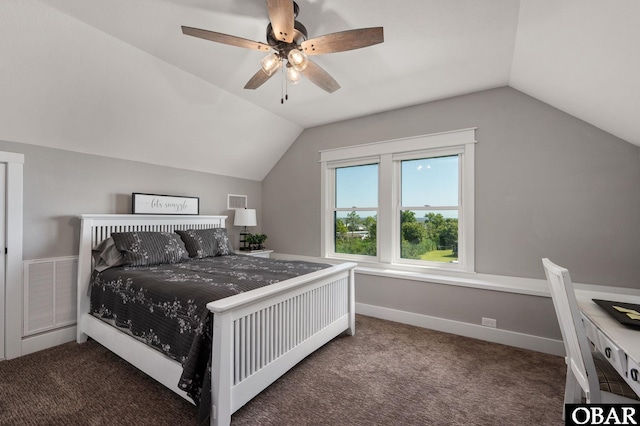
[176, 228, 234, 258]
[111, 231, 189, 266]
[92, 237, 125, 272]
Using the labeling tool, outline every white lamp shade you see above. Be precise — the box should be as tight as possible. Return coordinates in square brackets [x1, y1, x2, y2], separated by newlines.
[234, 208, 257, 227]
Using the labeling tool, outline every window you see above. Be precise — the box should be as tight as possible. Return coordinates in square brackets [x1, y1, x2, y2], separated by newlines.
[321, 129, 475, 272]
[399, 155, 459, 265]
[334, 163, 378, 258]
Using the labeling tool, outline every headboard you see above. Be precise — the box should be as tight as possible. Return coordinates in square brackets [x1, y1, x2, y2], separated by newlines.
[79, 214, 227, 249]
[77, 214, 227, 320]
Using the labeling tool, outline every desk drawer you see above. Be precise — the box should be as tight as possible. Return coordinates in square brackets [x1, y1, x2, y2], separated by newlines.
[581, 314, 598, 344]
[627, 357, 640, 396]
[595, 330, 627, 377]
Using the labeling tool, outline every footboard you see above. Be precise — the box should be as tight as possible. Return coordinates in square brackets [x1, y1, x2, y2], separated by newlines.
[208, 262, 356, 426]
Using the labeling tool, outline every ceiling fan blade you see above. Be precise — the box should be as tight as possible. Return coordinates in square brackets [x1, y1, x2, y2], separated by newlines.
[301, 27, 384, 55]
[266, 0, 295, 43]
[181, 26, 271, 52]
[244, 69, 276, 90]
[301, 60, 340, 93]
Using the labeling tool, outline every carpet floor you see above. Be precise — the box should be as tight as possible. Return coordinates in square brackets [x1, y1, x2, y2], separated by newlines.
[0, 315, 566, 425]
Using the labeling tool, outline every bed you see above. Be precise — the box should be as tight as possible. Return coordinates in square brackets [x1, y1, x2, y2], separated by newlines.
[76, 214, 356, 426]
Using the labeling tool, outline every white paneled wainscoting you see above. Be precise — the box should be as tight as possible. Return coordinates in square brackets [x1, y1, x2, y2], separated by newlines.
[22, 256, 78, 355]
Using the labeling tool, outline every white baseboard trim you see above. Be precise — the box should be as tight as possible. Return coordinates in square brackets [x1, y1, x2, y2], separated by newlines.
[15, 307, 563, 358]
[356, 302, 565, 357]
[21, 325, 77, 356]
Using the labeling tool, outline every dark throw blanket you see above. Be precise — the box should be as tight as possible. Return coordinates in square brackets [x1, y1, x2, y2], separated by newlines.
[89, 254, 330, 424]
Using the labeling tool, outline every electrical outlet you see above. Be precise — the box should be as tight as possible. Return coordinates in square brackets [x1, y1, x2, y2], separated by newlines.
[482, 317, 497, 328]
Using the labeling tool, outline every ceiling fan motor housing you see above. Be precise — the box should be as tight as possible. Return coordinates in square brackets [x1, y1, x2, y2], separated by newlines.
[266, 20, 308, 58]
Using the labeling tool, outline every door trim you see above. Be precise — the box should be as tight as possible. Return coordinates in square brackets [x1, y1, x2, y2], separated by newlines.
[1, 151, 24, 360]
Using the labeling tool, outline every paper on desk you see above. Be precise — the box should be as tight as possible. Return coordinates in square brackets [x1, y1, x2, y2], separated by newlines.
[613, 305, 640, 315]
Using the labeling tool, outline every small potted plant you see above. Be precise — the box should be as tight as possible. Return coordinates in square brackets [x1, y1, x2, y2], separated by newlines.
[246, 233, 268, 250]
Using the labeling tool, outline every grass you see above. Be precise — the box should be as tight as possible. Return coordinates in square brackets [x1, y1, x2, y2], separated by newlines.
[420, 249, 457, 263]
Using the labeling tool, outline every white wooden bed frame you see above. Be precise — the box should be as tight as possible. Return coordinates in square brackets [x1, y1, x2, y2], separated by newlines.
[76, 214, 356, 426]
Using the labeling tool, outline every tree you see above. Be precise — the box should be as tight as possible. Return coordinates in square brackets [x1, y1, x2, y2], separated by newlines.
[439, 218, 458, 248]
[335, 219, 348, 237]
[401, 210, 417, 224]
[346, 211, 360, 233]
[424, 212, 458, 249]
[423, 212, 443, 238]
[402, 222, 426, 244]
[363, 216, 376, 240]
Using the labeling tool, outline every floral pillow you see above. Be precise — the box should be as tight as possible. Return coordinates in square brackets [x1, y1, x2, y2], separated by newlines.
[176, 228, 234, 258]
[111, 231, 189, 266]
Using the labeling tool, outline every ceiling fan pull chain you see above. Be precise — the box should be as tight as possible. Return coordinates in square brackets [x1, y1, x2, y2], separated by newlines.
[281, 62, 285, 104]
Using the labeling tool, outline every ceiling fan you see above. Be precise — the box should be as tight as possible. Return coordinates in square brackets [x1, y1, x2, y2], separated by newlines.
[181, 0, 383, 97]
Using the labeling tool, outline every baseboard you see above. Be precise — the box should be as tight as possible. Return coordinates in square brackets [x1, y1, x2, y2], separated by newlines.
[356, 303, 565, 356]
[21, 325, 77, 356]
[15, 308, 563, 358]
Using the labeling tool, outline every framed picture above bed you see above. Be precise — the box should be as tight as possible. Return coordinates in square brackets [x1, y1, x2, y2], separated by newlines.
[132, 193, 199, 215]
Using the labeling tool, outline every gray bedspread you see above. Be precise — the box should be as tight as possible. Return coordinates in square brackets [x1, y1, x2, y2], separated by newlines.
[89, 254, 329, 422]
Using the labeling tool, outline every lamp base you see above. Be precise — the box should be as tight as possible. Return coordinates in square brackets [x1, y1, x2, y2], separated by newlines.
[239, 231, 250, 251]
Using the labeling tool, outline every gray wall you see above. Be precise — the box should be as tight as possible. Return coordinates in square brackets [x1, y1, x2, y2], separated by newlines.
[262, 87, 640, 341]
[263, 87, 640, 288]
[4, 85, 639, 344]
[356, 275, 561, 339]
[0, 140, 262, 261]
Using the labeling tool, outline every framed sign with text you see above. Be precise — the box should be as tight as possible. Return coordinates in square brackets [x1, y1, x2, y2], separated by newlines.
[132, 193, 199, 215]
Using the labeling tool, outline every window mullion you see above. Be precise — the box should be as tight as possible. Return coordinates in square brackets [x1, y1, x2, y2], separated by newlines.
[401, 206, 459, 211]
[377, 154, 393, 263]
[321, 164, 331, 257]
[334, 207, 377, 211]
[461, 145, 475, 271]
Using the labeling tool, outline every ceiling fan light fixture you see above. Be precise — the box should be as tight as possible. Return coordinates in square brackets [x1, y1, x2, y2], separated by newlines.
[286, 66, 301, 85]
[181, 1, 383, 95]
[260, 53, 281, 76]
[287, 49, 308, 71]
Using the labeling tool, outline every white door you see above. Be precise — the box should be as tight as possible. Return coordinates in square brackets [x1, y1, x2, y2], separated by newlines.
[0, 163, 6, 360]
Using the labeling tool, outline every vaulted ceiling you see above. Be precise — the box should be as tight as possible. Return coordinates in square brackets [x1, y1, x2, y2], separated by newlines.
[1, 0, 638, 181]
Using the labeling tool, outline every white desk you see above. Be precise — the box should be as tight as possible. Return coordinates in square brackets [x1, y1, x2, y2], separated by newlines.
[578, 294, 640, 396]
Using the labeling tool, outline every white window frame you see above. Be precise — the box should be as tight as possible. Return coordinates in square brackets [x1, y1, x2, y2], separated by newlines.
[320, 128, 476, 273]
[325, 158, 380, 262]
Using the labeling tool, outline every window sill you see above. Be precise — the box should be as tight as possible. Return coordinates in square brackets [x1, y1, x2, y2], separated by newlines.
[272, 253, 640, 299]
[355, 264, 640, 299]
[355, 266, 550, 297]
[272, 252, 549, 297]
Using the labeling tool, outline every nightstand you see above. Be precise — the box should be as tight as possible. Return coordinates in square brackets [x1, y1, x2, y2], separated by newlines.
[234, 249, 273, 258]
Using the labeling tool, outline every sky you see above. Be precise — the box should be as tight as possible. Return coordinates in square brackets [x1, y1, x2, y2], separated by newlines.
[335, 155, 459, 219]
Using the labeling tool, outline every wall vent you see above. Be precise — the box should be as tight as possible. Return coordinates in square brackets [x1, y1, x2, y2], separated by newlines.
[23, 256, 78, 337]
[227, 194, 247, 210]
